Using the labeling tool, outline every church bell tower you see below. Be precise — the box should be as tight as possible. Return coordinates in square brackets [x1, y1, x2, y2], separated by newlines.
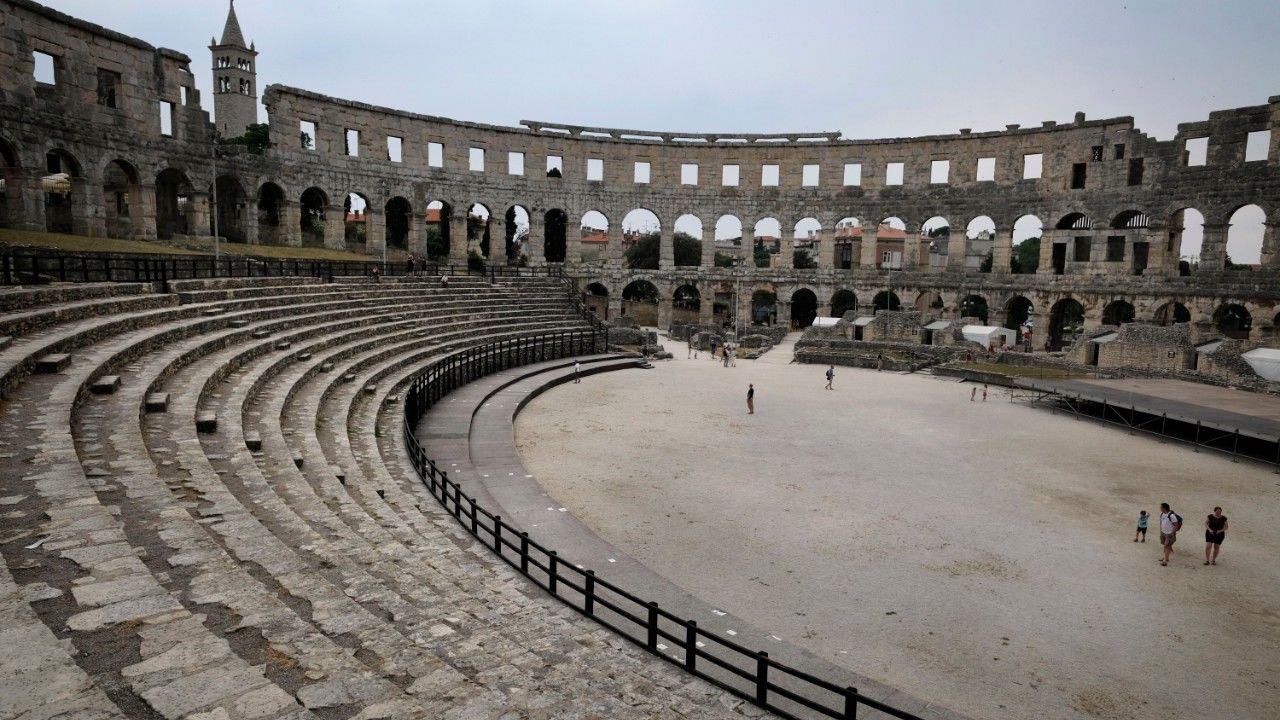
[209, 0, 258, 137]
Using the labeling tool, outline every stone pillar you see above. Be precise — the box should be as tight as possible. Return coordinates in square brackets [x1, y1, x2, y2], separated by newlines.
[607, 224, 625, 265]
[777, 301, 791, 329]
[1198, 223, 1226, 271]
[991, 227, 1013, 274]
[659, 230, 674, 270]
[1037, 229, 1057, 276]
[946, 232, 966, 270]
[19, 170, 46, 231]
[188, 191, 211, 238]
[242, 211, 259, 245]
[859, 226, 879, 268]
[1259, 222, 1279, 269]
[607, 296, 623, 320]
[903, 228, 921, 270]
[816, 227, 834, 269]
[365, 209, 384, 257]
[69, 177, 92, 236]
[408, 213, 425, 256]
[742, 226, 755, 268]
[448, 214, 468, 264]
[657, 296, 673, 330]
[281, 201, 302, 247]
[526, 214, 544, 266]
[132, 184, 158, 240]
[736, 290, 751, 329]
[701, 225, 715, 268]
[83, 181, 107, 237]
[1032, 311, 1052, 351]
[323, 205, 345, 250]
[699, 291, 714, 324]
[565, 226, 582, 264]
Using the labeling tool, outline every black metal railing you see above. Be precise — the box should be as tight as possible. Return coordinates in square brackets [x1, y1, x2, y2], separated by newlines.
[401, 333, 925, 720]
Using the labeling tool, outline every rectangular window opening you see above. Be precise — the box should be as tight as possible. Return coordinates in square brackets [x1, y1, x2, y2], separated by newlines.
[96, 68, 120, 108]
[929, 160, 949, 184]
[722, 164, 740, 187]
[1114, 144, 1126, 160]
[587, 158, 603, 182]
[508, 151, 524, 176]
[1245, 130, 1271, 162]
[842, 163, 862, 186]
[1184, 137, 1208, 166]
[633, 161, 650, 184]
[33, 50, 56, 84]
[1073, 236, 1091, 262]
[159, 101, 174, 137]
[802, 164, 820, 187]
[885, 162, 904, 186]
[761, 164, 780, 186]
[427, 141, 443, 167]
[681, 163, 698, 185]
[976, 157, 995, 181]
[1071, 162, 1087, 189]
[179, 86, 189, 106]
[1022, 153, 1043, 179]
[299, 121, 317, 150]
[1127, 157, 1144, 186]
[345, 128, 360, 157]
[546, 155, 563, 177]
[1106, 236, 1125, 262]
[469, 147, 485, 172]
[387, 136, 403, 163]
[1091, 146, 1104, 161]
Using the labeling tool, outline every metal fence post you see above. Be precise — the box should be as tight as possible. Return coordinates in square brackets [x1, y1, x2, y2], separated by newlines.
[520, 532, 530, 573]
[493, 515, 503, 553]
[647, 602, 658, 650]
[548, 551, 558, 594]
[843, 687, 859, 719]
[685, 620, 697, 671]
[756, 651, 769, 704]
[584, 570, 596, 616]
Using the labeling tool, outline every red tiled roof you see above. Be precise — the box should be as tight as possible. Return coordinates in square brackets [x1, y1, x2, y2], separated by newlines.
[833, 224, 906, 240]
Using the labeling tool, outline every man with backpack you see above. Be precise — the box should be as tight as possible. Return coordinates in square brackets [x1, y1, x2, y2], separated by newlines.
[1158, 502, 1183, 567]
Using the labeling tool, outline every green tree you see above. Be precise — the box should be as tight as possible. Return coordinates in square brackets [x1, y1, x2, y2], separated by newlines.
[753, 239, 772, 268]
[793, 249, 817, 269]
[1012, 236, 1040, 273]
[425, 226, 447, 259]
[714, 252, 735, 267]
[673, 231, 702, 266]
[219, 123, 273, 154]
[624, 232, 703, 269]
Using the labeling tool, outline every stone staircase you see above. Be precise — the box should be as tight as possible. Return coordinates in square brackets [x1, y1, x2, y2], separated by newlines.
[0, 277, 751, 719]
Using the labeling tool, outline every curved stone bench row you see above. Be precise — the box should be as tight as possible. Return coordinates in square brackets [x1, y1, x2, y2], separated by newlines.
[0, 276, 749, 718]
[0, 281, 154, 313]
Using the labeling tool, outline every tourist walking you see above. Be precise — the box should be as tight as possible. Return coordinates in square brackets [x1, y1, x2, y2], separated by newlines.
[981, 384, 988, 402]
[723, 348, 730, 367]
[573, 360, 581, 384]
[970, 387, 976, 402]
[1134, 510, 1148, 542]
[1158, 502, 1182, 566]
[746, 384, 754, 414]
[825, 365, 834, 390]
[440, 273, 449, 288]
[1204, 507, 1228, 565]
[729, 347, 736, 367]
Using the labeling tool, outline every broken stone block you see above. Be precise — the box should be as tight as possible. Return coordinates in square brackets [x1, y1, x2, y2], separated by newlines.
[145, 393, 170, 413]
[36, 353, 72, 373]
[202, 307, 224, 316]
[195, 412, 217, 434]
[251, 329, 271, 339]
[319, 361, 334, 372]
[363, 384, 376, 394]
[331, 466, 345, 484]
[230, 318, 249, 328]
[275, 340, 292, 350]
[297, 352, 312, 361]
[244, 432, 261, 452]
[293, 456, 304, 469]
[90, 375, 121, 394]
[342, 373, 357, 383]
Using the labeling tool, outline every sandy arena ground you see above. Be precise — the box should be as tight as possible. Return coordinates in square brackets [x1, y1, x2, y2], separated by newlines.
[515, 334, 1280, 720]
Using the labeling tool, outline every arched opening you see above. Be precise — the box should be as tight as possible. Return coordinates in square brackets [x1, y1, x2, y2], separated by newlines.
[960, 295, 989, 324]
[622, 208, 661, 269]
[155, 168, 193, 240]
[385, 196, 413, 251]
[1102, 300, 1136, 326]
[1011, 215, 1043, 274]
[505, 205, 530, 264]
[1214, 303, 1252, 339]
[214, 175, 247, 244]
[833, 217, 860, 270]
[873, 291, 901, 312]
[1168, 208, 1204, 275]
[790, 288, 818, 328]
[1048, 298, 1085, 350]
[343, 192, 370, 250]
[584, 282, 609, 320]
[1111, 210, 1150, 229]
[830, 289, 857, 319]
[674, 214, 703, 267]
[792, 218, 821, 269]
[965, 215, 997, 272]
[43, 149, 82, 234]
[1057, 212, 1096, 230]
[1004, 296, 1033, 332]
[1153, 301, 1191, 326]
[467, 203, 491, 258]
[921, 216, 950, 270]
[543, 208, 567, 263]
[1226, 205, 1265, 269]
[752, 218, 781, 267]
[622, 279, 660, 325]
[673, 284, 701, 324]
[751, 289, 778, 325]
[426, 200, 451, 261]
[715, 215, 743, 268]
[0, 137, 19, 229]
[579, 210, 609, 263]
[299, 187, 327, 247]
[102, 159, 140, 239]
[256, 182, 284, 244]
[915, 290, 943, 313]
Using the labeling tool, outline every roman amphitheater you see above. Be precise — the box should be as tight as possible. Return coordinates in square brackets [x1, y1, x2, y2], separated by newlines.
[1, 1, 1278, 719]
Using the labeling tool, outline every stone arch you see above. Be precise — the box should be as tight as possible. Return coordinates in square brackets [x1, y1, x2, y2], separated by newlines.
[830, 289, 857, 319]
[1152, 301, 1191, 326]
[1110, 209, 1151, 229]
[833, 216, 860, 269]
[714, 215, 744, 267]
[1168, 207, 1204, 275]
[672, 283, 701, 325]
[299, 186, 328, 247]
[543, 208, 567, 263]
[915, 290, 943, 313]
[101, 158, 141, 239]
[256, 182, 285, 244]
[1048, 297, 1085, 350]
[1056, 212, 1096, 230]
[920, 215, 950, 269]
[385, 196, 414, 251]
[342, 192, 371, 249]
[965, 215, 997, 272]
[0, 135, 20, 229]
[674, 214, 703, 267]
[1004, 295, 1034, 332]
[621, 278, 660, 325]
[622, 208, 662, 269]
[1102, 299, 1136, 326]
[42, 148, 83, 233]
[790, 287, 818, 328]
[791, 217, 822, 269]
[752, 217, 782, 266]
[873, 290, 902, 312]
[467, 202, 491, 258]
[1011, 214, 1044, 273]
[579, 209, 610, 263]
[155, 167, 194, 240]
[425, 200, 452, 260]
[1225, 204, 1266, 268]
[1213, 303, 1252, 339]
[213, 175, 248, 244]
[959, 294, 989, 324]
[504, 205, 530, 264]
[751, 287, 779, 325]
[584, 280, 609, 320]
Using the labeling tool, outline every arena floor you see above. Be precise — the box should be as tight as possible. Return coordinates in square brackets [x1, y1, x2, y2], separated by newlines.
[515, 334, 1280, 720]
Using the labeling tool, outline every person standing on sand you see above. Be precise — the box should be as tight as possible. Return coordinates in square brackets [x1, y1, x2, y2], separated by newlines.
[1134, 510, 1148, 542]
[982, 384, 988, 402]
[746, 384, 754, 414]
[573, 360, 581, 384]
[825, 365, 835, 390]
[1204, 507, 1228, 565]
[1158, 502, 1182, 566]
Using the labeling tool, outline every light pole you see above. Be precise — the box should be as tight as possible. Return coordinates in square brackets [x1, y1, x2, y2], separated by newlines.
[210, 144, 220, 277]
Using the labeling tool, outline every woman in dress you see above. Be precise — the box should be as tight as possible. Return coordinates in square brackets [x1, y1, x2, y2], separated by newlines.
[1204, 506, 1228, 565]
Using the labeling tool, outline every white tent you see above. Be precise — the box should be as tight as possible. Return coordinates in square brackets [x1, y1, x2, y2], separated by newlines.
[961, 325, 1016, 347]
[1242, 348, 1280, 381]
[811, 316, 840, 328]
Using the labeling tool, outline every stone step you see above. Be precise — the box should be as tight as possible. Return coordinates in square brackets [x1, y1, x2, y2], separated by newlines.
[275, 340, 292, 350]
[244, 431, 262, 452]
[35, 353, 72, 373]
[202, 306, 225, 316]
[89, 374, 121, 394]
[230, 318, 250, 328]
[195, 411, 217, 433]
[251, 329, 271, 339]
[145, 392, 170, 412]
[298, 351, 313, 361]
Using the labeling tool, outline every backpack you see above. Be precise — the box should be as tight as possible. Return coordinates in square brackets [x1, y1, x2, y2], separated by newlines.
[1166, 511, 1182, 528]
